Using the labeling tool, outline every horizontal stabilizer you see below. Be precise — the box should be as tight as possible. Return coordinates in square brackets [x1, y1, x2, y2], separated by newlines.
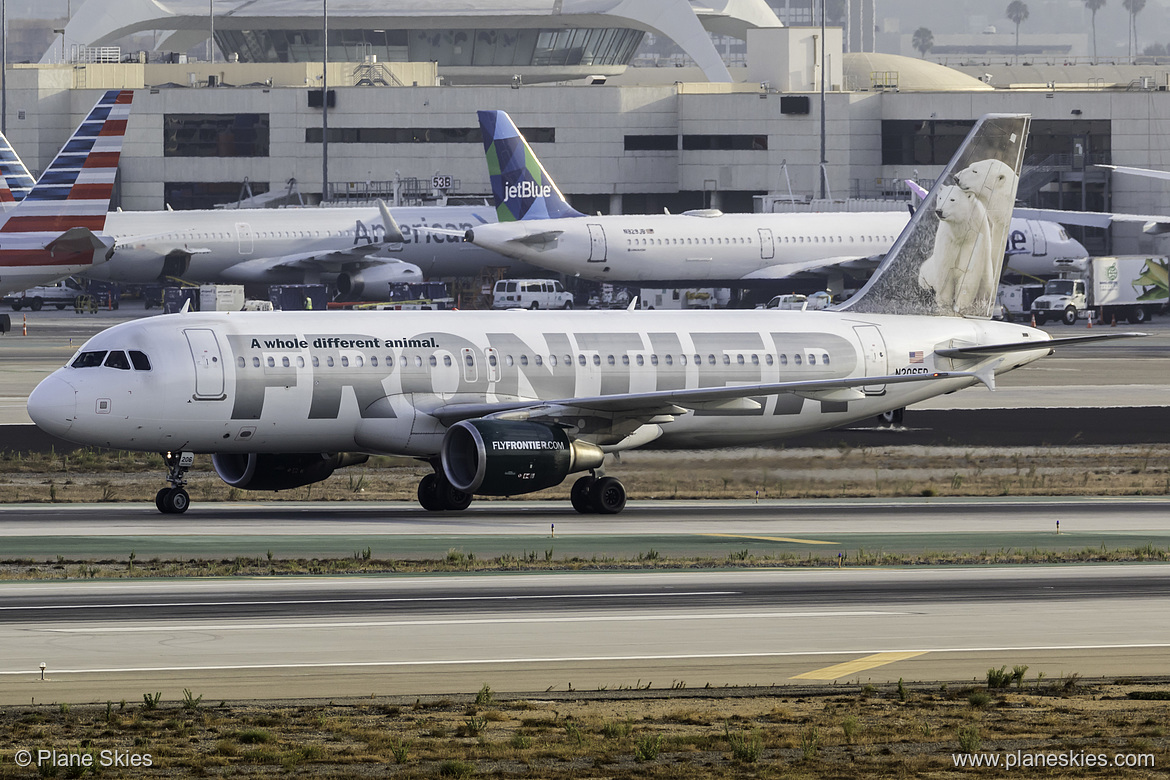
[936, 332, 1146, 357]
[45, 227, 115, 258]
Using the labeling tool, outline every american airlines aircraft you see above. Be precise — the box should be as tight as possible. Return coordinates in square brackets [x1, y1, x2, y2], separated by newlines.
[27, 114, 1139, 515]
[0, 130, 513, 295]
[0, 90, 132, 296]
[463, 110, 1088, 284]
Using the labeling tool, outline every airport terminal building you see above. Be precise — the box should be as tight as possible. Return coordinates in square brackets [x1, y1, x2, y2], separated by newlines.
[8, 0, 1170, 255]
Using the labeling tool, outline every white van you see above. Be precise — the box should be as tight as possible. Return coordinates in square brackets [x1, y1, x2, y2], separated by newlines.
[491, 279, 574, 309]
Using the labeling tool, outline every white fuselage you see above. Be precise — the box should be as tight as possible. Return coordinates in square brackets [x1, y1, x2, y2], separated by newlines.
[466, 211, 1087, 283]
[29, 309, 1051, 456]
[83, 205, 515, 283]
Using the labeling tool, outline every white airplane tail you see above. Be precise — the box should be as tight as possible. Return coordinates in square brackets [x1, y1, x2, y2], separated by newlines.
[838, 114, 1030, 318]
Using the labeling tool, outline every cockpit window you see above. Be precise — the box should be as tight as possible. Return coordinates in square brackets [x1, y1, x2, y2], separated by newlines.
[71, 351, 107, 368]
[129, 351, 152, 371]
[104, 351, 131, 370]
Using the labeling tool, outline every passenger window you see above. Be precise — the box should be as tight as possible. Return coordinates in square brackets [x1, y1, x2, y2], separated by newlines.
[794, 354, 803, 365]
[237, 357, 245, 368]
[722, 355, 731, 366]
[489, 354, 498, 367]
[751, 355, 759, 365]
[312, 356, 320, 367]
[444, 355, 453, 367]
[808, 354, 816, 365]
[765, 355, 773, 366]
[636, 355, 644, 366]
[607, 355, 615, 366]
[651, 355, 659, 366]
[326, 356, 335, 367]
[341, 356, 350, 368]
[578, 355, 586, 366]
[823, 353, 830, 365]
[694, 354, 701, 365]
[665, 355, 673, 366]
[414, 356, 423, 367]
[282, 356, 290, 368]
[680, 355, 687, 366]
[429, 355, 438, 367]
[780, 355, 788, 366]
[520, 355, 528, 366]
[535, 355, 543, 366]
[129, 351, 152, 371]
[592, 355, 601, 366]
[104, 351, 131, 370]
[386, 355, 394, 367]
[622, 355, 630, 365]
[298, 356, 306, 368]
[506, 355, 514, 367]
[71, 351, 107, 368]
[356, 355, 364, 367]
[548, 355, 556, 366]
[266, 356, 276, 368]
[370, 356, 377, 367]
[708, 355, 716, 365]
[465, 355, 474, 367]
[736, 355, 744, 365]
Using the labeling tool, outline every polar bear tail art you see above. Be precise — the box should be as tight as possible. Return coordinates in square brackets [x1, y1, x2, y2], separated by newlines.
[838, 114, 1030, 318]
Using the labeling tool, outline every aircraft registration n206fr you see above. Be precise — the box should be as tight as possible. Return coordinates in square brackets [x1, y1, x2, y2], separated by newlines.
[27, 114, 1140, 515]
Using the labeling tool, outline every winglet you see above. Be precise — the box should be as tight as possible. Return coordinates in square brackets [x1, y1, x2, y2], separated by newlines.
[376, 199, 406, 244]
[627, 297, 639, 311]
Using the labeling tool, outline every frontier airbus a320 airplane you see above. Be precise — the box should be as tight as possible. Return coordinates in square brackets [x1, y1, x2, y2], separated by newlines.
[28, 114, 1139, 514]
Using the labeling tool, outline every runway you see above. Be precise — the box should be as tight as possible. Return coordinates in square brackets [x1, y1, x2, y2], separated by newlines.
[2, 566, 1170, 705]
[2, 497, 1170, 559]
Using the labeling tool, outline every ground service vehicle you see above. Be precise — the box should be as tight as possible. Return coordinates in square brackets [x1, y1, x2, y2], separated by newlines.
[491, 279, 573, 309]
[1031, 256, 1168, 325]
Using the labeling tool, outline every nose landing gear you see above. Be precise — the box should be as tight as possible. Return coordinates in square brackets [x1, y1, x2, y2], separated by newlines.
[156, 451, 194, 514]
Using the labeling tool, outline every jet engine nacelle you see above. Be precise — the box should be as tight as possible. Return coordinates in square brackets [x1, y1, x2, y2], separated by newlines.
[212, 452, 369, 491]
[441, 420, 605, 496]
[336, 259, 423, 299]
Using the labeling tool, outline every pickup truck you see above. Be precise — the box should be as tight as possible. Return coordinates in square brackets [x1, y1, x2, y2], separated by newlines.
[2, 281, 85, 311]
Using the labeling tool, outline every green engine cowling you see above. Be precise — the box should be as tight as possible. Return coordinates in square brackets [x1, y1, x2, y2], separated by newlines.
[441, 420, 605, 496]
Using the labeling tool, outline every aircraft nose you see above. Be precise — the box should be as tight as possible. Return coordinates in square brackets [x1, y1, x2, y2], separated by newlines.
[27, 374, 77, 438]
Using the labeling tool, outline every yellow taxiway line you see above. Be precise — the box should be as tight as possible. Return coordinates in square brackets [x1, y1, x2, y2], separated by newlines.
[791, 651, 929, 680]
[702, 533, 839, 546]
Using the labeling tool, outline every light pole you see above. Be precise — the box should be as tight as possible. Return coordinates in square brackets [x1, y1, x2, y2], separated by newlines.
[53, 28, 65, 63]
[321, 0, 328, 204]
[2, 0, 7, 136]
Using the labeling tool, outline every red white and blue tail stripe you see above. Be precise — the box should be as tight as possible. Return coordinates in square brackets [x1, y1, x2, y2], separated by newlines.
[0, 130, 36, 209]
[1, 89, 132, 235]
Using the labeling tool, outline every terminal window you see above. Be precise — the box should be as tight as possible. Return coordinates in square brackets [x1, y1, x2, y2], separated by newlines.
[164, 181, 270, 211]
[681, 135, 768, 151]
[625, 135, 678, 151]
[164, 114, 270, 157]
[305, 127, 555, 144]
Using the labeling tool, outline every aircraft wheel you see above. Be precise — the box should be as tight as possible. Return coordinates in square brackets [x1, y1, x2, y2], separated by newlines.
[570, 476, 595, 514]
[155, 488, 170, 513]
[590, 477, 626, 515]
[159, 487, 189, 514]
[417, 473, 443, 511]
[877, 408, 905, 427]
[436, 473, 473, 511]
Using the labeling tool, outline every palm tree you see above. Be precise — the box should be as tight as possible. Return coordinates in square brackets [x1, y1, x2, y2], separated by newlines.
[1007, 1, 1030, 64]
[912, 27, 934, 58]
[1084, 0, 1106, 62]
[1123, 0, 1147, 60]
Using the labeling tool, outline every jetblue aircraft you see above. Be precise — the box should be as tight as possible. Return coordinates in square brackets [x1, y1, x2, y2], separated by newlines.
[0, 90, 132, 296]
[463, 110, 1088, 284]
[28, 114, 1139, 515]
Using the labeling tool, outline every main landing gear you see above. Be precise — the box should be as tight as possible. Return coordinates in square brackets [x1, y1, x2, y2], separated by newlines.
[417, 470, 473, 511]
[156, 451, 194, 514]
[570, 473, 627, 515]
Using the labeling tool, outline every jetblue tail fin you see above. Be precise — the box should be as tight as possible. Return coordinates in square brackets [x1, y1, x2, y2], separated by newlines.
[839, 114, 1029, 318]
[0, 129, 37, 208]
[478, 110, 584, 222]
[1, 89, 133, 235]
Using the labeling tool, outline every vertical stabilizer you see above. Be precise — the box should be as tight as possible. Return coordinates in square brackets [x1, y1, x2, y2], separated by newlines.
[478, 109, 584, 222]
[0, 130, 36, 208]
[839, 114, 1030, 318]
[1, 90, 133, 235]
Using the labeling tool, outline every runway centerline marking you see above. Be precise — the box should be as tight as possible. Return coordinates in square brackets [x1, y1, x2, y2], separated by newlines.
[3, 644, 1170, 677]
[702, 533, 839, 545]
[791, 651, 928, 680]
[38, 611, 906, 633]
[0, 591, 739, 611]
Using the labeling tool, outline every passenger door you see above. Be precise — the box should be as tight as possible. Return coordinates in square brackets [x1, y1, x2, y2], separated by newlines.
[587, 223, 607, 262]
[185, 328, 226, 400]
[853, 325, 888, 395]
[758, 228, 775, 260]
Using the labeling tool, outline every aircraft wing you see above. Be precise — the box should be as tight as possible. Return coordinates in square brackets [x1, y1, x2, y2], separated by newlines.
[1097, 164, 1170, 183]
[1012, 207, 1170, 233]
[221, 249, 423, 282]
[936, 332, 1145, 357]
[425, 368, 988, 429]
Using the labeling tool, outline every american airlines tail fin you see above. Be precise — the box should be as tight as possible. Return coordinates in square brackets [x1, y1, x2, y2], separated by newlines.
[839, 114, 1030, 318]
[478, 109, 584, 222]
[0, 89, 133, 236]
[0, 129, 37, 209]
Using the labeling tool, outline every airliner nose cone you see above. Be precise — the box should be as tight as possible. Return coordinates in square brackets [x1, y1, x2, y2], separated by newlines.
[27, 374, 77, 438]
